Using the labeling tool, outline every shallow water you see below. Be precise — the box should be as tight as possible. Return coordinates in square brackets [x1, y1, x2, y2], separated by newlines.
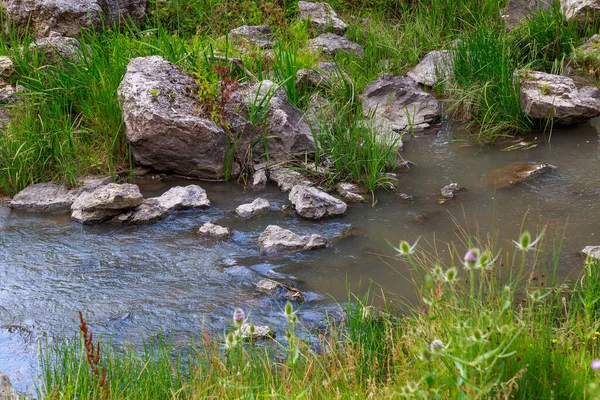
[1, 119, 599, 391]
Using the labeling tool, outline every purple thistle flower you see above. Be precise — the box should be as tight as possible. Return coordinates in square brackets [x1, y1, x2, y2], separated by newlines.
[464, 250, 478, 263]
[233, 308, 245, 325]
[463, 248, 480, 269]
[592, 360, 600, 370]
[429, 339, 444, 351]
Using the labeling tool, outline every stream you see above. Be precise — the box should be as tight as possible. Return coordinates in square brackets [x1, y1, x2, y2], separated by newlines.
[1, 119, 599, 392]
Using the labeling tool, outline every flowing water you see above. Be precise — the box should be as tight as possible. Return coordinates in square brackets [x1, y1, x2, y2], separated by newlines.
[1, 120, 600, 392]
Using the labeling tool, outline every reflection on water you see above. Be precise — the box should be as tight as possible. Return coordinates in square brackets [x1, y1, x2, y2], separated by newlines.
[1, 119, 599, 391]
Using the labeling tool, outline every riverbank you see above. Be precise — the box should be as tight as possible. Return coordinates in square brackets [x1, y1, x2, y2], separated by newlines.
[33, 234, 600, 399]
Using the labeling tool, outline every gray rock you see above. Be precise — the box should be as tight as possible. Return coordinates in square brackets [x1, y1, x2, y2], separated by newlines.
[118, 56, 232, 179]
[295, 61, 347, 93]
[361, 74, 440, 133]
[517, 70, 600, 125]
[269, 167, 312, 192]
[240, 323, 274, 340]
[440, 183, 461, 198]
[501, 0, 551, 30]
[258, 224, 327, 253]
[2, 0, 147, 38]
[305, 94, 333, 130]
[252, 169, 268, 188]
[298, 1, 347, 35]
[576, 34, 600, 65]
[147, 185, 211, 210]
[309, 33, 364, 57]
[0, 371, 19, 400]
[583, 246, 600, 261]
[335, 182, 366, 203]
[29, 33, 85, 63]
[0, 57, 14, 86]
[406, 50, 454, 87]
[489, 162, 556, 188]
[228, 25, 277, 49]
[71, 183, 143, 224]
[256, 278, 305, 302]
[561, 0, 600, 22]
[235, 198, 270, 218]
[198, 222, 231, 239]
[232, 80, 316, 161]
[122, 200, 170, 224]
[289, 185, 347, 219]
[10, 176, 110, 212]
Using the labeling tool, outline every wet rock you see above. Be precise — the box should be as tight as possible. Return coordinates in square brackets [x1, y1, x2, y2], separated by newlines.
[0, 371, 19, 400]
[0, 57, 14, 86]
[1, 0, 147, 38]
[518, 70, 600, 125]
[258, 224, 327, 253]
[582, 246, 600, 261]
[240, 323, 274, 340]
[71, 183, 143, 224]
[147, 185, 210, 210]
[397, 160, 416, 170]
[29, 33, 85, 64]
[289, 185, 347, 219]
[441, 183, 461, 199]
[335, 182, 367, 203]
[10, 176, 111, 212]
[561, 0, 600, 22]
[198, 222, 231, 239]
[298, 1, 347, 35]
[339, 226, 363, 239]
[269, 167, 312, 192]
[256, 279, 305, 302]
[228, 25, 277, 49]
[397, 193, 415, 202]
[296, 61, 346, 92]
[118, 56, 232, 180]
[406, 50, 453, 87]
[361, 75, 440, 133]
[232, 80, 316, 161]
[252, 169, 268, 188]
[489, 162, 556, 188]
[309, 33, 364, 57]
[236, 198, 270, 219]
[412, 209, 442, 224]
[121, 200, 170, 224]
[501, 0, 551, 30]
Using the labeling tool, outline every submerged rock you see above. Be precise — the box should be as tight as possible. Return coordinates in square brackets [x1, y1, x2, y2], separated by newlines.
[582, 246, 600, 261]
[240, 323, 274, 340]
[235, 198, 270, 219]
[228, 25, 277, 49]
[1, 0, 147, 38]
[146, 185, 211, 210]
[198, 222, 231, 239]
[561, 0, 600, 22]
[298, 1, 347, 35]
[256, 279, 305, 302]
[119, 56, 232, 179]
[289, 185, 347, 219]
[10, 176, 111, 212]
[501, 0, 551, 30]
[29, 33, 85, 64]
[518, 70, 600, 125]
[232, 80, 316, 161]
[489, 162, 556, 188]
[71, 183, 143, 224]
[258, 225, 327, 253]
[269, 167, 312, 192]
[361, 75, 440, 133]
[406, 50, 454, 87]
[0, 371, 19, 400]
[309, 33, 364, 57]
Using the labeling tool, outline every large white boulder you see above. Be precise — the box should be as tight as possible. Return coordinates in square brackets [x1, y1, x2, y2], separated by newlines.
[289, 185, 346, 219]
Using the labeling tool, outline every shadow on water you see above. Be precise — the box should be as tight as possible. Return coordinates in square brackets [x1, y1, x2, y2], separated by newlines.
[0, 119, 599, 391]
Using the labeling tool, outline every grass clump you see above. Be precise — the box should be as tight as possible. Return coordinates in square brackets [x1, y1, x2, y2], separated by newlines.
[40, 230, 600, 399]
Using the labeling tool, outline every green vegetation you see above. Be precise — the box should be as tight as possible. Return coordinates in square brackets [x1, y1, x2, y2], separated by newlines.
[40, 230, 600, 398]
[0, 0, 599, 194]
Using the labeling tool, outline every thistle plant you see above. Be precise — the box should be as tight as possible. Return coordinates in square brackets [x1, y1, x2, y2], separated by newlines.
[284, 301, 301, 367]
